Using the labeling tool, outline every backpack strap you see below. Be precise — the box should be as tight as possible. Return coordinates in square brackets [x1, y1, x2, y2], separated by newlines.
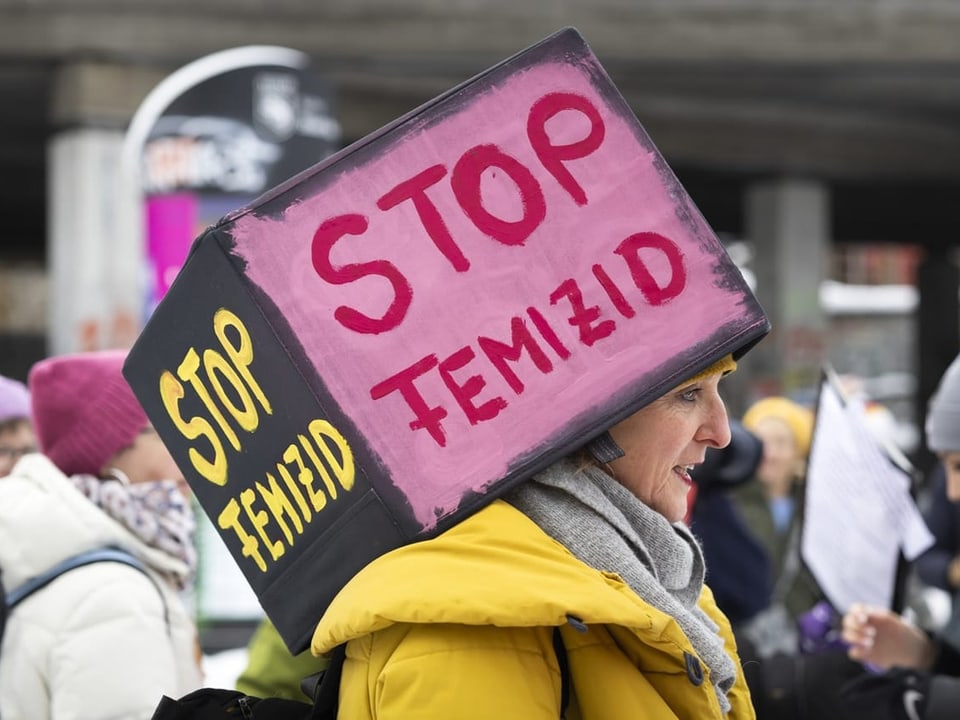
[552, 626, 570, 718]
[5, 547, 167, 630]
[7, 547, 149, 608]
[0, 570, 7, 649]
[304, 643, 347, 719]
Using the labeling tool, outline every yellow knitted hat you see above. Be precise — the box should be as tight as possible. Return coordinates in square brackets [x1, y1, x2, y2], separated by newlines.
[679, 354, 737, 387]
[741, 396, 814, 457]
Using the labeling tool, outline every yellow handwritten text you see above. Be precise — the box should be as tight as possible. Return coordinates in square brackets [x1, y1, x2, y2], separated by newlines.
[159, 308, 272, 486]
[217, 418, 356, 572]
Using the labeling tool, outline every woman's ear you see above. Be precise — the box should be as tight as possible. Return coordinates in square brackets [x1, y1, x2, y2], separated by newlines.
[99, 441, 137, 482]
[101, 467, 133, 485]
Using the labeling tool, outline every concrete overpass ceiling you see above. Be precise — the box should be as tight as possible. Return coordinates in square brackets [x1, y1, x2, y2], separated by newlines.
[2, 1, 960, 258]
[5, 1, 960, 60]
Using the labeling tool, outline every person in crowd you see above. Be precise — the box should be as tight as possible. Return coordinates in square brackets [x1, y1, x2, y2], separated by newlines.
[731, 395, 824, 652]
[688, 419, 771, 629]
[0, 350, 203, 720]
[0, 373, 35, 477]
[237, 616, 329, 702]
[310, 354, 757, 718]
[914, 463, 960, 596]
[840, 352, 960, 719]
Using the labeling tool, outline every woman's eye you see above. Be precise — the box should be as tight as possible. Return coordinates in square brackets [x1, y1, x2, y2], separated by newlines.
[679, 388, 698, 402]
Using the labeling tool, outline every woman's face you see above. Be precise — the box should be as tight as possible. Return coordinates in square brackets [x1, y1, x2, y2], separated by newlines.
[751, 416, 801, 492]
[606, 371, 731, 522]
[942, 452, 960, 502]
[103, 426, 187, 492]
[0, 419, 36, 477]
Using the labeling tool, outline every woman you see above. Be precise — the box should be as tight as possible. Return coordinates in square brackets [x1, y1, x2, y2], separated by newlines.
[731, 396, 823, 645]
[914, 464, 960, 596]
[310, 354, 756, 719]
[0, 373, 35, 477]
[0, 350, 203, 720]
[688, 420, 771, 629]
[839, 353, 960, 720]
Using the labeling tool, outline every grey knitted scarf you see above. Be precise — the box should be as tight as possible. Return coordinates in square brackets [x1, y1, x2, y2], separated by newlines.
[506, 458, 738, 713]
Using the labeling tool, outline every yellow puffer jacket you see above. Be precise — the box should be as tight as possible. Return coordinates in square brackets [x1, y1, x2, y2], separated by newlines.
[313, 500, 756, 719]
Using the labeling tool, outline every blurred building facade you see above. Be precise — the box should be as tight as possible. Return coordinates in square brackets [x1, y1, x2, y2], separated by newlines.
[0, 0, 958, 471]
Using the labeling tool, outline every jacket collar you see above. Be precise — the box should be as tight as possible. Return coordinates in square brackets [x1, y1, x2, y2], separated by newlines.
[312, 499, 711, 653]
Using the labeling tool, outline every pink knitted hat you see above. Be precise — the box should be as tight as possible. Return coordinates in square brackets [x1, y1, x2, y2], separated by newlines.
[0, 374, 30, 423]
[28, 349, 149, 477]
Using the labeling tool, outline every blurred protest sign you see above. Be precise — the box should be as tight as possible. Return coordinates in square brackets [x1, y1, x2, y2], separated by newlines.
[124, 27, 769, 652]
[123, 45, 341, 314]
[802, 369, 934, 613]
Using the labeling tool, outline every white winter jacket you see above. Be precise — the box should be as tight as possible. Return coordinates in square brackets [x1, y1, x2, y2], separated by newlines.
[0, 453, 203, 720]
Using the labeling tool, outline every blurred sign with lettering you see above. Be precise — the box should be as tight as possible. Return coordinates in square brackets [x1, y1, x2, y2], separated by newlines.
[126, 46, 341, 312]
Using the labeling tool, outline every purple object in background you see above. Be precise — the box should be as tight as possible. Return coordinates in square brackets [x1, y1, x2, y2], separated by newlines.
[798, 600, 885, 673]
[798, 600, 846, 654]
[146, 193, 196, 310]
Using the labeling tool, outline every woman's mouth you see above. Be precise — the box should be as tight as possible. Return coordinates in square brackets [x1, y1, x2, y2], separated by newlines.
[674, 465, 695, 485]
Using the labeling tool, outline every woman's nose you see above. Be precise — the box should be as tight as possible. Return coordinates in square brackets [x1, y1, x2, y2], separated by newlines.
[699, 397, 731, 448]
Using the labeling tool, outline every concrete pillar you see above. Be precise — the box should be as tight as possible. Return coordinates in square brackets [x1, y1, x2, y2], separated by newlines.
[742, 178, 830, 401]
[46, 60, 160, 355]
[47, 128, 143, 355]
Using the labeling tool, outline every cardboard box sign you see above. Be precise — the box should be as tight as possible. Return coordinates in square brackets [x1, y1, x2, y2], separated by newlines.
[124, 26, 770, 653]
